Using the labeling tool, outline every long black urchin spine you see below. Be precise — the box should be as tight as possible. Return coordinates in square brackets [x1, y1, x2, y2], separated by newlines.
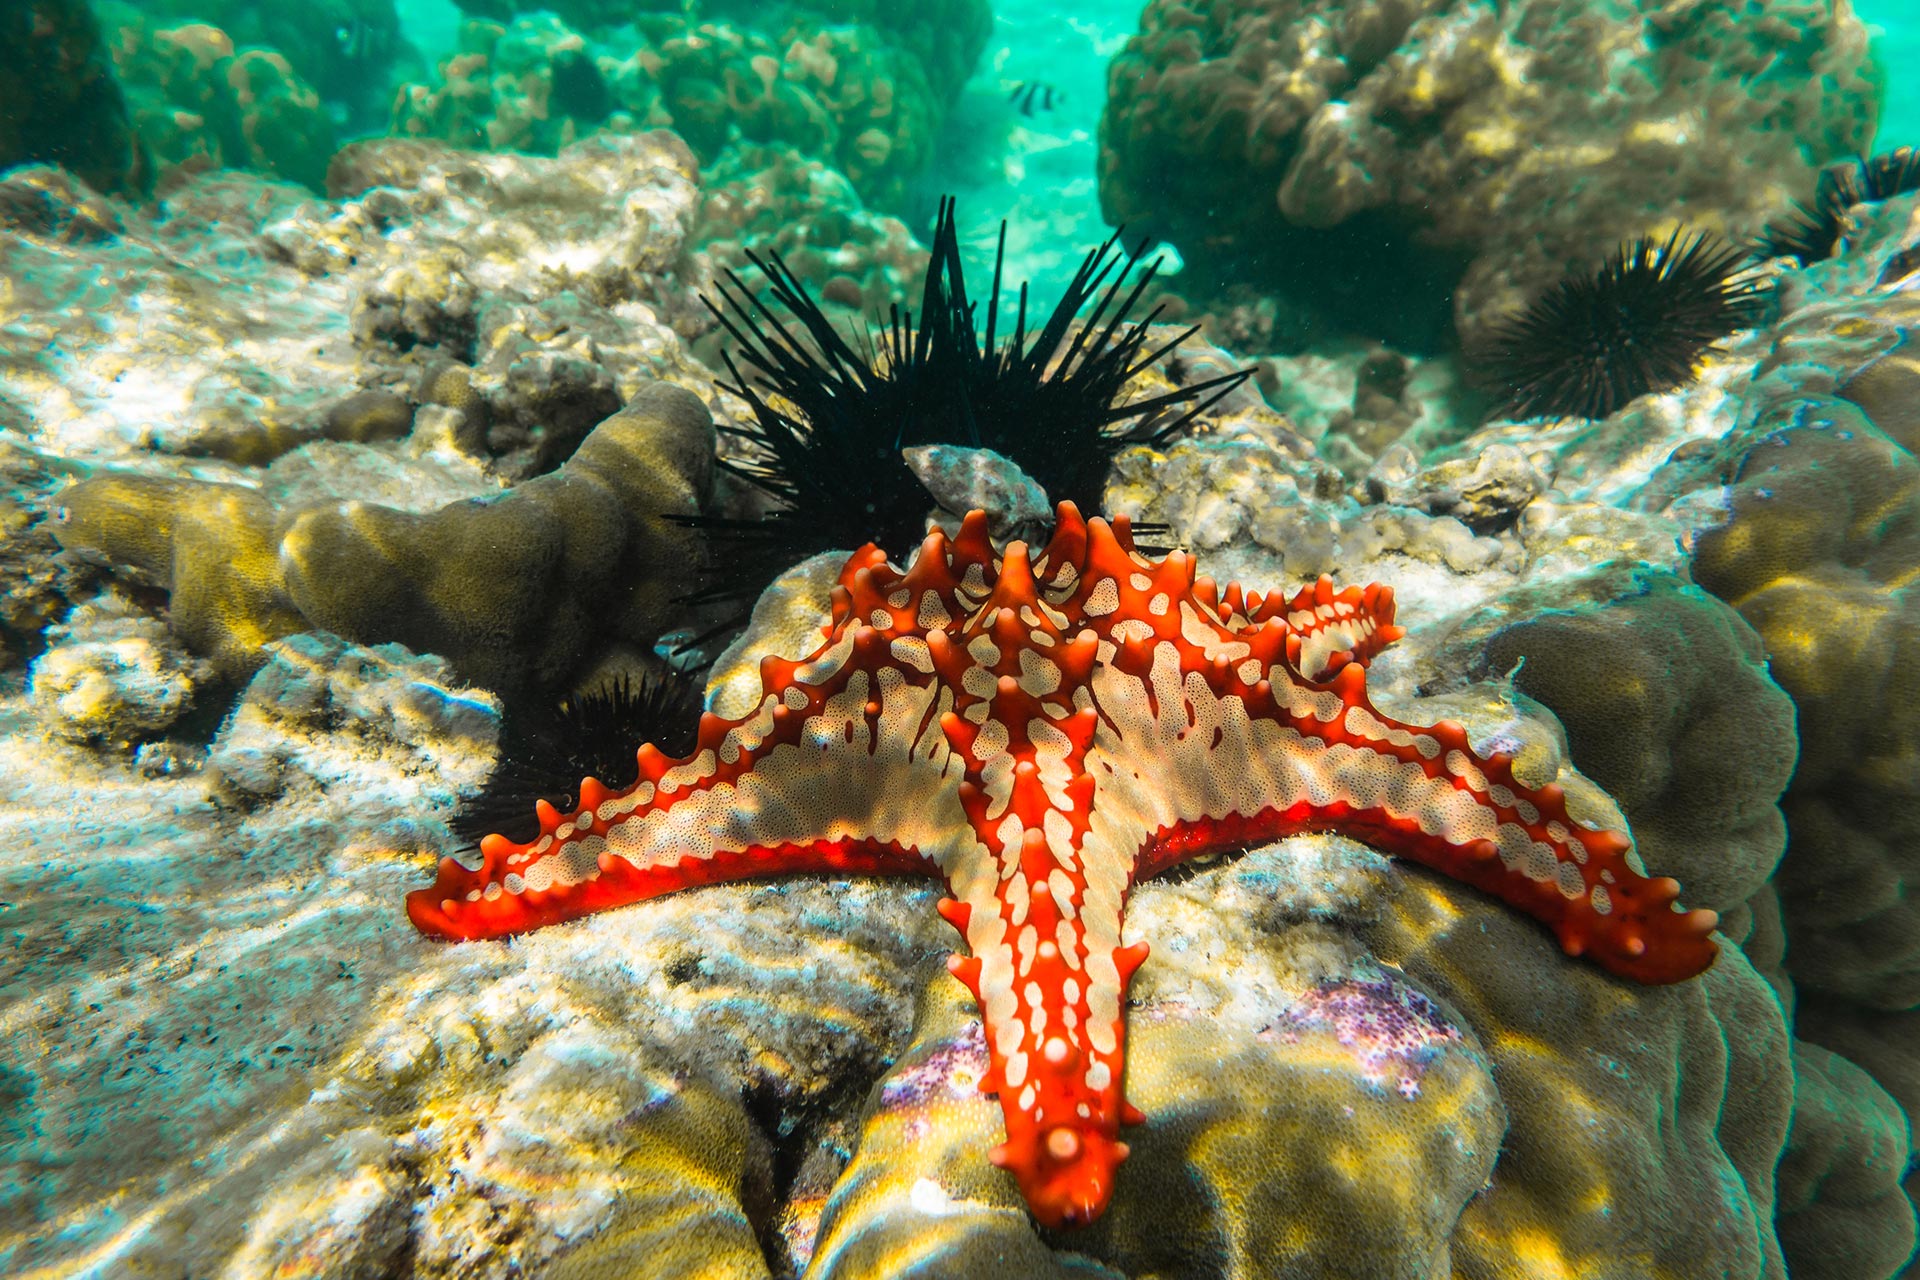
[681, 196, 1253, 613]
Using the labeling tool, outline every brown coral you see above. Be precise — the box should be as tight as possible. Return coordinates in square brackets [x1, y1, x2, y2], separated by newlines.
[52, 383, 714, 692]
[1691, 397, 1920, 1013]
[1098, 0, 1877, 349]
[104, 14, 336, 191]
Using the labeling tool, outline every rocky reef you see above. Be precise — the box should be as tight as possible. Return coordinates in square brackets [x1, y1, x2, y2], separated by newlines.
[1099, 0, 1881, 350]
[2, 12, 1918, 1276]
[0, 134, 736, 697]
[391, 0, 989, 210]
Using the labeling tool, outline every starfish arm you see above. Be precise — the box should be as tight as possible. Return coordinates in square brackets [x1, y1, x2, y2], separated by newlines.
[1038, 522, 1717, 986]
[407, 833, 929, 940]
[838, 516, 1145, 1229]
[1106, 637, 1719, 986]
[937, 706, 1141, 1232]
[409, 618, 969, 941]
[1229, 572, 1407, 678]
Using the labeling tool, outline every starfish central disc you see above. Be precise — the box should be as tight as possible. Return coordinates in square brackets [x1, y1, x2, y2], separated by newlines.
[407, 502, 1719, 1228]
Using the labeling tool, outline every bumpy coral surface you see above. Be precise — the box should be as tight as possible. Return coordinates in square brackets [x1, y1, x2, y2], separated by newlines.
[103, 11, 337, 192]
[1479, 572, 1797, 913]
[394, 0, 985, 211]
[53, 381, 713, 691]
[1098, 0, 1878, 348]
[688, 143, 928, 323]
[128, 0, 407, 124]
[3, 136, 735, 693]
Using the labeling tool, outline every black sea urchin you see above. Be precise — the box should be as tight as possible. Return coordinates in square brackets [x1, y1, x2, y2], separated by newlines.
[686, 196, 1252, 609]
[1472, 230, 1765, 422]
[1757, 147, 1920, 264]
[452, 672, 706, 849]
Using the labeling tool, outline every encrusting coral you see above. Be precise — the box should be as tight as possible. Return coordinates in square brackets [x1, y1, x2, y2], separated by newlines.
[50, 472, 306, 684]
[1772, 1040, 1918, 1280]
[52, 382, 714, 692]
[1627, 188, 1920, 1270]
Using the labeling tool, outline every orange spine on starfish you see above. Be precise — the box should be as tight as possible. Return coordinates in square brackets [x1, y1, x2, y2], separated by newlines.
[408, 500, 1718, 1229]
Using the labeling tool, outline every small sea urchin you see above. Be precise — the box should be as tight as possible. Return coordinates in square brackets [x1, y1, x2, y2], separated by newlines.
[452, 672, 706, 849]
[1472, 230, 1765, 422]
[1757, 148, 1920, 264]
[687, 197, 1251, 610]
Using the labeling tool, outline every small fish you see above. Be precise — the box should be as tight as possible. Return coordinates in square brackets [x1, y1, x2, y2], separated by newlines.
[1008, 81, 1061, 117]
[332, 13, 390, 66]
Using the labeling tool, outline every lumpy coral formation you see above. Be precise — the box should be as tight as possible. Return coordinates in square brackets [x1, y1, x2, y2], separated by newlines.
[54, 381, 713, 691]
[394, 0, 988, 210]
[1478, 571, 1797, 916]
[1098, 0, 1878, 348]
[104, 12, 337, 193]
[133, 0, 407, 122]
[4, 132, 738, 694]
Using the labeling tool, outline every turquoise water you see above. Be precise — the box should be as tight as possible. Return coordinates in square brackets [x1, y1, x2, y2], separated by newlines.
[1859, 0, 1920, 145]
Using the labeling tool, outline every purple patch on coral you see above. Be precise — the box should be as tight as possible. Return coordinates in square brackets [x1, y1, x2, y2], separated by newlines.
[879, 1018, 988, 1111]
[1262, 971, 1464, 1098]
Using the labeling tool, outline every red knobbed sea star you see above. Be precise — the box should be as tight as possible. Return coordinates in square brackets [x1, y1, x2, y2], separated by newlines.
[408, 502, 1720, 1228]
